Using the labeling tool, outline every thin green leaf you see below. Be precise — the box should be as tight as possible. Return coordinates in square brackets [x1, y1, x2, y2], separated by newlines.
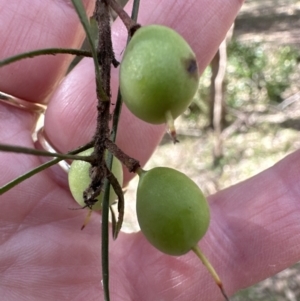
[89, 17, 99, 50]
[101, 176, 111, 301]
[1, 157, 61, 195]
[130, 0, 140, 23]
[0, 48, 92, 67]
[0, 142, 93, 195]
[0, 144, 92, 161]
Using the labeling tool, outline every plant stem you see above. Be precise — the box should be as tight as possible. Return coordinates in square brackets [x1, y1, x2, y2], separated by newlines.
[109, 0, 139, 143]
[92, 1, 115, 300]
[71, 0, 108, 102]
[100, 1, 140, 300]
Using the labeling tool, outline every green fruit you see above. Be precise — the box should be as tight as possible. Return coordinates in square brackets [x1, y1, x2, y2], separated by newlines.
[120, 25, 199, 125]
[68, 148, 123, 211]
[136, 167, 210, 256]
[136, 167, 229, 300]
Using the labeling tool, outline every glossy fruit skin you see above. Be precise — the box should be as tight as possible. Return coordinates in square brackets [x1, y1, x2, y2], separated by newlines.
[136, 167, 210, 256]
[120, 25, 199, 124]
[68, 148, 123, 211]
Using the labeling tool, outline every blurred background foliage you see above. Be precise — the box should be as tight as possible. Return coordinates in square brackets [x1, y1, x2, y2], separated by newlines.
[187, 41, 300, 127]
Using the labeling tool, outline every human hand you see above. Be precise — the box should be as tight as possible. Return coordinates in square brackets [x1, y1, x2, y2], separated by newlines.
[3, 1, 299, 301]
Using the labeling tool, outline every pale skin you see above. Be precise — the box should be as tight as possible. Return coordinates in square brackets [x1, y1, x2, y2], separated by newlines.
[1, 0, 300, 300]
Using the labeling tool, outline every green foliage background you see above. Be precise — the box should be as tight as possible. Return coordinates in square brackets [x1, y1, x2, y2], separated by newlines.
[189, 41, 299, 126]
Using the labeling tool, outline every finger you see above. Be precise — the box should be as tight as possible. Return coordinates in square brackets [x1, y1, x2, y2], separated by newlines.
[110, 150, 300, 300]
[0, 0, 95, 103]
[208, 149, 300, 294]
[0, 0, 94, 224]
[45, 0, 243, 183]
[0, 0, 95, 202]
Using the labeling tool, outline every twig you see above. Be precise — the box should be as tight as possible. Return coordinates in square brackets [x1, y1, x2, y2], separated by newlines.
[104, 138, 140, 173]
[108, 0, 141, 35]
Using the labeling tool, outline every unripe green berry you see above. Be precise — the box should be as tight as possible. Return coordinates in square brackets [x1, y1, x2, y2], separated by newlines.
[68, 148, 123, 211]
[136, 167, 210, 256]
[120, 25, 199, 125]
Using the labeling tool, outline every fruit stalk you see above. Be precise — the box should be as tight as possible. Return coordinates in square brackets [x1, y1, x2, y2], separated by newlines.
[191, 245, 229, 301]
[108, 0, 141, 35]
[104, 138, 140, 173]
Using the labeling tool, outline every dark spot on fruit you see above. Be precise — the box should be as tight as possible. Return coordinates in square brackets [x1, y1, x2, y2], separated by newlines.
[182, 57, 198, 79]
